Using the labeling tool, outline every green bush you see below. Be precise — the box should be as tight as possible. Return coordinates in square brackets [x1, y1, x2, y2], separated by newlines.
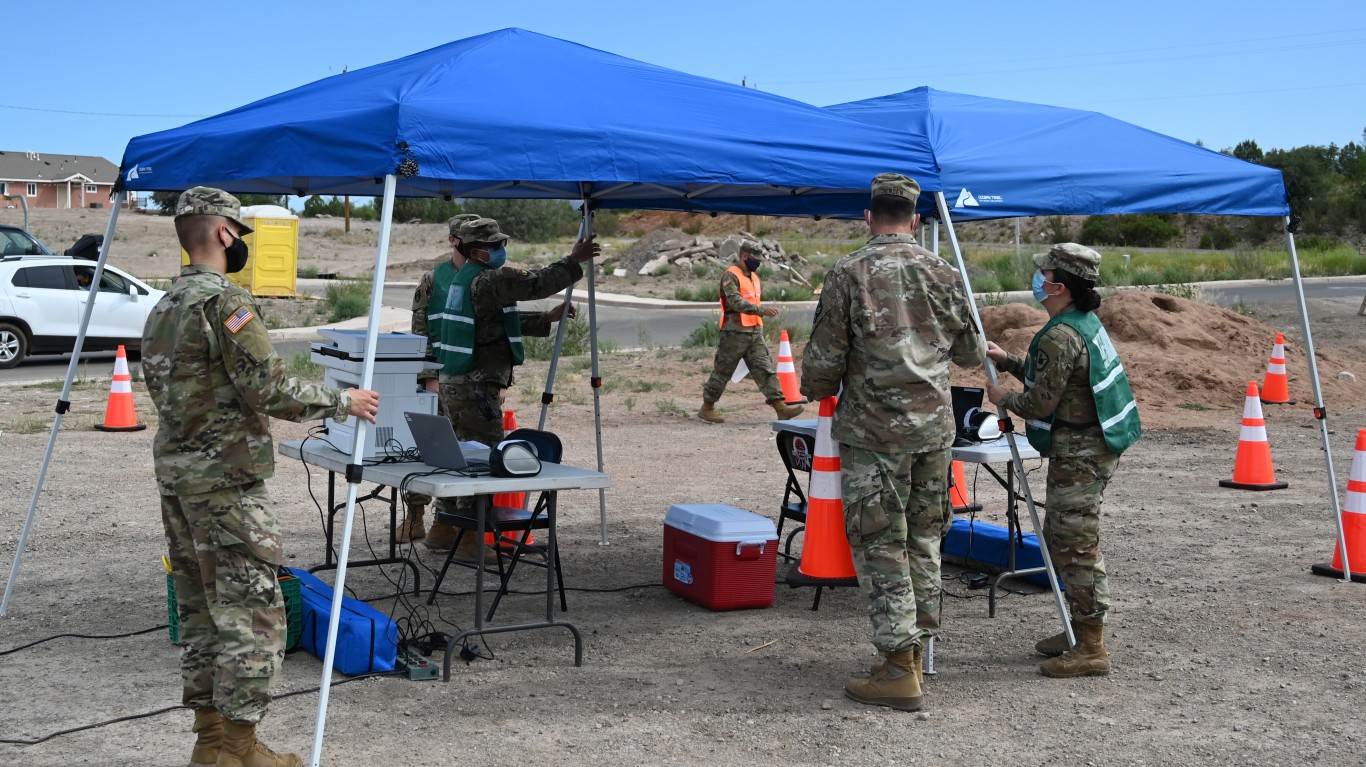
[1200, 226, 1238, 250]
[970, 275, 1002, 294]
[691, 263, 711, 278]
[683, 319, 721, 348]
[523, 314, 597, 359]
[324, 279, 372, 322]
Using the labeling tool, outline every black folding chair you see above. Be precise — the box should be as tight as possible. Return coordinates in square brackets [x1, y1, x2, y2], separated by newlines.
[427, 428, 568, 622]
[774, 429, 814, 562]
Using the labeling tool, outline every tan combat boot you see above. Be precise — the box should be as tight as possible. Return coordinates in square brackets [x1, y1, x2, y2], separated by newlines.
[423, 520, 457, 551]
[452, 533, 492, 564]
[215, 719, 301, 767]
[1039, 621, 1111, 678]
[1034, 620, 1080, 658]
[396, 503, 426, 543]
[188, 707, 223, 767]
[865, 643, 923, 687]
[697, 400, 726, 423]
[769, 398, 805, 420]
[845, 647, 923, 711]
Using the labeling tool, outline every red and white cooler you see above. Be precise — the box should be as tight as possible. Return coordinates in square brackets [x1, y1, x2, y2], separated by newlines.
[663, 503, 778, 610]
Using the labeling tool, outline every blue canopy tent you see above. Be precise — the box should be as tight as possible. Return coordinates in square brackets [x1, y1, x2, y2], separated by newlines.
[5, 29, 947, 767]
[829, 86, 1287, 219]
[829, 86, 1350, 587]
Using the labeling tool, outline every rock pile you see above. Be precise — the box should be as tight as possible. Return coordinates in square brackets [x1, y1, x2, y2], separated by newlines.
[603, 226, 811, 285]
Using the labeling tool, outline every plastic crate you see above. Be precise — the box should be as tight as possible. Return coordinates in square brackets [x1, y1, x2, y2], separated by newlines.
[166, 564, 301, 650]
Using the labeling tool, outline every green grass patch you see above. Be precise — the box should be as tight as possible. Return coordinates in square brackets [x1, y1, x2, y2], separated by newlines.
[286, 351, 323, 380]
[323, 279, 372, 323]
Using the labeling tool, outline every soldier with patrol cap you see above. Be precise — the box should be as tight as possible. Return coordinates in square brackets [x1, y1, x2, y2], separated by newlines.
[697, 238, 804, 423]
[801, 173, 984, 712]
[408, 216, 598, 555]
[986, 242, 1140, 678]
[142, 187, 380, 767]
[399, 213, 483, 544]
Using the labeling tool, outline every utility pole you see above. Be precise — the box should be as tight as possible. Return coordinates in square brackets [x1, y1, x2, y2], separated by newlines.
[344, 196, 351, 234]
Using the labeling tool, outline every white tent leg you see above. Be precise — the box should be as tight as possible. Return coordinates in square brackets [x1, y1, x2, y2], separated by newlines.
[1284, 222, 1349, 580]
[2, 194, 123, 617]
[308, 174, 397, 767]
[536, 210, 590, 431]
[582, 208, 610, 545]
[934, 192, 1075, 647]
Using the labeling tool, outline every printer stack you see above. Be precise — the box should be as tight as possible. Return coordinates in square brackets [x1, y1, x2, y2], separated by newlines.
[310, 329, 437, 458]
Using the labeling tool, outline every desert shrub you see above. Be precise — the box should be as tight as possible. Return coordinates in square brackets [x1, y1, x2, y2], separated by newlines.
[1200, 226, 1238, 250]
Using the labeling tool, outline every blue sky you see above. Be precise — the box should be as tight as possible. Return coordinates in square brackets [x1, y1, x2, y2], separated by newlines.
[5, 1, 1363, 170]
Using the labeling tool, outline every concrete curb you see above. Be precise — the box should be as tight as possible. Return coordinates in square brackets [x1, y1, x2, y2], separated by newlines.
[274, 274, 1362, 343]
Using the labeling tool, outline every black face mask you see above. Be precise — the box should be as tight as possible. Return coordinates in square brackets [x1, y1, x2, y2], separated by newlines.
[225, 236, 249, 273]
[743, 256, 761, 273]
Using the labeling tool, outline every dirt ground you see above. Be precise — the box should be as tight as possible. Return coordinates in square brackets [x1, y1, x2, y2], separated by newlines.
[2, 208, 1366, 766]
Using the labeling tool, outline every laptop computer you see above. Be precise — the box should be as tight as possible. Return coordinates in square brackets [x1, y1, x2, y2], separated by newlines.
[404, 412, 472, 470]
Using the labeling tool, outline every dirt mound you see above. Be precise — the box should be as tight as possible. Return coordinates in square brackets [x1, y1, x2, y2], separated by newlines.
[955, 291, 1366, 428]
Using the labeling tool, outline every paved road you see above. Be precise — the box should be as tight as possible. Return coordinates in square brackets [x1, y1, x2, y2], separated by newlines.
[4, 278, 1362, 383]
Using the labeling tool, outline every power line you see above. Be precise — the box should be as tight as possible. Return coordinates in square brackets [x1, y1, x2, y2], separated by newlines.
[0, 103, 206, 119]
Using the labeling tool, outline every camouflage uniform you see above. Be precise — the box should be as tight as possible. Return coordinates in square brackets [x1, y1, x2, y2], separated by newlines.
[143, 261, 350, 723]
[997, 319, 1117, 625]
[411, 225, 583, 515]
[701, 257, 783, 404]
[801, 220, 984, 653]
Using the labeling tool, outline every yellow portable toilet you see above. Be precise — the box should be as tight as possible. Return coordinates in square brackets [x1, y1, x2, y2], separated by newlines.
[180, 204, 298, 297]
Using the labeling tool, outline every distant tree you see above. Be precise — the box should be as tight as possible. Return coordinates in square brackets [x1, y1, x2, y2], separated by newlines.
[150, 191, 179, 214]
[1042, 216, 1072, 242]
[1232, 140, 1263, 163]
[1079, 215, 1178, 247]
[237, 194, 286, 207]
[465, 199, 579, 241]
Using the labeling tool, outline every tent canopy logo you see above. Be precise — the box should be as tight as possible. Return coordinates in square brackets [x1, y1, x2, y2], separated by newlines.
[955, 188, 978, 208]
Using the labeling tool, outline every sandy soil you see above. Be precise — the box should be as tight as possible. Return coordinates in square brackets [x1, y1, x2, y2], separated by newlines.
[2, 209, 1366, 766]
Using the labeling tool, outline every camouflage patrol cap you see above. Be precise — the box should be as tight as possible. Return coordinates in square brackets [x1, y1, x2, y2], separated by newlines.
[870, 173, 921, 206]
[447, 213, 481, 236]
[174, 187, 253, 235]
[1034, 242, 1102, 281]
[457, 217, 510, 245]
[738, 239, 764, 256]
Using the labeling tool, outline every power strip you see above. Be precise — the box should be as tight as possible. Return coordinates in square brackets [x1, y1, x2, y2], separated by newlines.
[396, 648, 439, 681]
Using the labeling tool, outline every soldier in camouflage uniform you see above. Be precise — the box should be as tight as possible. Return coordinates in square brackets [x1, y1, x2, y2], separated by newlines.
[397, 213, 482, 545]
[800, 174, 985, 712]
[142, 188, 379, 767]
[409, 217, 598, 554]
[698, 239, 804, 423]
[987, 243, 1139, 679]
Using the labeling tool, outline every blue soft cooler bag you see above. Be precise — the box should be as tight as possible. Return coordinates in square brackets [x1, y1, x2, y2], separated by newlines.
[942, 518, 1051, 587]
[294, 569, 398, 675]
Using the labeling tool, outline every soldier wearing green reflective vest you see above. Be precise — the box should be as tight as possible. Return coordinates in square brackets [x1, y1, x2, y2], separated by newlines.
[406, 217, 598, 554]
[986, 242, 1140, 679]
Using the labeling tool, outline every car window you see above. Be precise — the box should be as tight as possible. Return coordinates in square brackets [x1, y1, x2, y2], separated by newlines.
[13, 265, 69, 290]
[97, 270, 130, 294]
[0, 230, 46, 257]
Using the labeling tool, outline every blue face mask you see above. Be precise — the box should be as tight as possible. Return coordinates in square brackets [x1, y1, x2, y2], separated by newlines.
[1031, 269, 1050, 302]
[480, 246, 507, 269]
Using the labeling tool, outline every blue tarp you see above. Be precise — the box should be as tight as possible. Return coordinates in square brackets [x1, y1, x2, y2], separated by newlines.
[829, 87, 1288, 220]
[118, 28, 937, 219]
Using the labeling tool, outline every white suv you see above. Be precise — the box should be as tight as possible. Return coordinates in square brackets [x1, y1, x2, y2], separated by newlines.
[0, 252, 166, 368]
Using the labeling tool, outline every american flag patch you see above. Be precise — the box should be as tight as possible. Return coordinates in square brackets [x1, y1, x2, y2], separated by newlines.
[224, 305, 255, 334]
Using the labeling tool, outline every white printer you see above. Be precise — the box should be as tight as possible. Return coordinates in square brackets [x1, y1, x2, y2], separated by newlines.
[311, 329, 437, 458]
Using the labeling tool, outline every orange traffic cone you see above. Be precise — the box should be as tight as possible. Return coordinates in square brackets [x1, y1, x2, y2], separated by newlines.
[796, 396, 857, 580]
[775, 330, 804, 405]
[1260, 332, 1295, 405]
[95, 345, 146, 432]
[1312, 428, 1366, 583]
[491, 409, 529, 545]
[1219, 381, 1286, 491]
[950, 460, 980, 512]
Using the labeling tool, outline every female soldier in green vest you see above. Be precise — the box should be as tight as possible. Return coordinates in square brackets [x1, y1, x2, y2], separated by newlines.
[985, 243, 1140, 678]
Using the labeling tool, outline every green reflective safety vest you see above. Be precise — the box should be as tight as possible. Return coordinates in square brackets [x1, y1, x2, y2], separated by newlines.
[428, 261, 523, 375]
[1023, 309, 1141, 455]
